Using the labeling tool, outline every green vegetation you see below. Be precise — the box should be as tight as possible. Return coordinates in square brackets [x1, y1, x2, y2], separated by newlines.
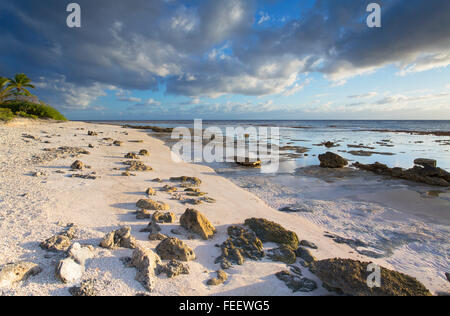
[7, 73, 35, 100]
[0, 101, 67, 121]
[0, 77, 12, 103]
[0, 108, 15, 122]
[0, 73, 67, 122]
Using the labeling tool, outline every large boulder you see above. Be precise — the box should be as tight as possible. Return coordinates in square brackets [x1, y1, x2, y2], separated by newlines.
[156, 237, 196, 262]
[136, 199, 170, 211]
[215, 225, 264, 269]
[131, 246, 162, 292]
[55, 258, 84, 284]
[275, 270, 317, 293]
[0, 262, 41, 287]
[99, 226, 137, 250]
[310, 258, 432, 296]
[152, 211, 176, 224]
[68, 243, 95, 265]
[268, 245, 297, 264]
[244, 218, 299, 249]
[414, 158, 437, 168]
[318, 152, 348, 168]
[180, 208, 216, 240]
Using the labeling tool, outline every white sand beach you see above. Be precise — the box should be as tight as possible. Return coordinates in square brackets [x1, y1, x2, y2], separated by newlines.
[0, 119, 448, 296]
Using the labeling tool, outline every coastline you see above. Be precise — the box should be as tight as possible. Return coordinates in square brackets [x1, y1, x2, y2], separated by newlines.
[0, 119, 448, 295]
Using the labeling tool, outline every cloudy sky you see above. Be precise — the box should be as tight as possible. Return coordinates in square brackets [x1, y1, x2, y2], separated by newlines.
[1, 0, 449, 120]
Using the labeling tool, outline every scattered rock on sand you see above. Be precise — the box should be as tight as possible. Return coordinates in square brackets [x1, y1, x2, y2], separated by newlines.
[153, 211, 176, 223]
[125, 152, 139, 159]
[140, 221, 161, 233]
[300, 240, 318, 250]
[124, 160, 153, 172]
[275, 270, 317, 293]
[88, 131, 98, 136]
[139, 149, 150, 156]
[245, 218, 299, 249]
[268, 245, 297, 264]
[215, 225, 264, 269]
[130, 246, 162, 292]
[55, 258, 84, 284]
[158, 260, 190, 278]
[310, 258, 432, 296]
[0, 262, 42, 288]
[136, 199, 170, 211]
[99, 226, 137, 250]
[162, 185, 178, 193]
[207, 270, 228, 286]
[41, 234, 72, 252]
[113, 140, 123, 146]
[146, 187, 156, 196]
[156, 237, 196, 262]
[180, 208, 216, 240]
[136, 209, 152, 219]
[353, 161, 450, 187]
[69, 279, 97, 296]
[295, 247, 317, 264]
[71, 160, 84, 170]
[170, 176, 202, 186]
[445, 272, 450, 283]
[318, 152, 348, 168]
[148, 233, 168, 241]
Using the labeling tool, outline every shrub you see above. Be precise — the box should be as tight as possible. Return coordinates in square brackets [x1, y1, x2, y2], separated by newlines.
[0, 101, 67, 121]
[0, 108, 15, 122]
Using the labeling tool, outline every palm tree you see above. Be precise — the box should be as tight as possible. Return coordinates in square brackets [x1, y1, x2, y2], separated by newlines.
[0, 77, 12, 103]
[8, 73, 35, 100]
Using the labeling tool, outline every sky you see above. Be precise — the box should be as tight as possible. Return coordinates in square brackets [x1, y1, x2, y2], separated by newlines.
[0, 0, 449, 120]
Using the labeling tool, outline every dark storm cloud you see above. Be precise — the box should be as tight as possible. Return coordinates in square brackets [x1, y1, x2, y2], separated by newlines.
[0, 0, 449, 108]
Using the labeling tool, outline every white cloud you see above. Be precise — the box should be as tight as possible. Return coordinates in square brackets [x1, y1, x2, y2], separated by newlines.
[398, 53, 450, 76]
[35, 76, 114, 109]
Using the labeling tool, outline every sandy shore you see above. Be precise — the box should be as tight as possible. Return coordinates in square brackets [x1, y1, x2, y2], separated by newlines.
[0, 119, 447, 296]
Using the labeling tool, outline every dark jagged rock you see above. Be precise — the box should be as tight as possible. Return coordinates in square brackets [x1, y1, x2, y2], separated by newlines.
[140, 221, 161, 234]
[40, 225, 78, 252]
[207, 270, 228, 286]
[124, 160, 153, 172]
[71, 160, 84, 170]
[139, 149, 150, 156]
[170, 176, 202, 186]
[156, 237, 196, 262]
[69, 279, 97, 296]
[318, 152, 348, 168]
[180, 209, 216, 240]
[125, 152, 139, 159]
[0, 262, 42, 287]
[310, 258, 432, 296]
[99, 226, 137, 250]
[244, 218, 299, 249]
[268, 245, 297, 264]
[275, 270, 317, 293]
[157, 260, 190, 278]
[353, 161, 450, 187]
[300, 240, 318, 249]
[152, 211, 176, 223]
[148, 233, 168, 241]
[215, 225, 264, 269]
[136, 199, 170, 211]
[295, 247, 317, 264]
